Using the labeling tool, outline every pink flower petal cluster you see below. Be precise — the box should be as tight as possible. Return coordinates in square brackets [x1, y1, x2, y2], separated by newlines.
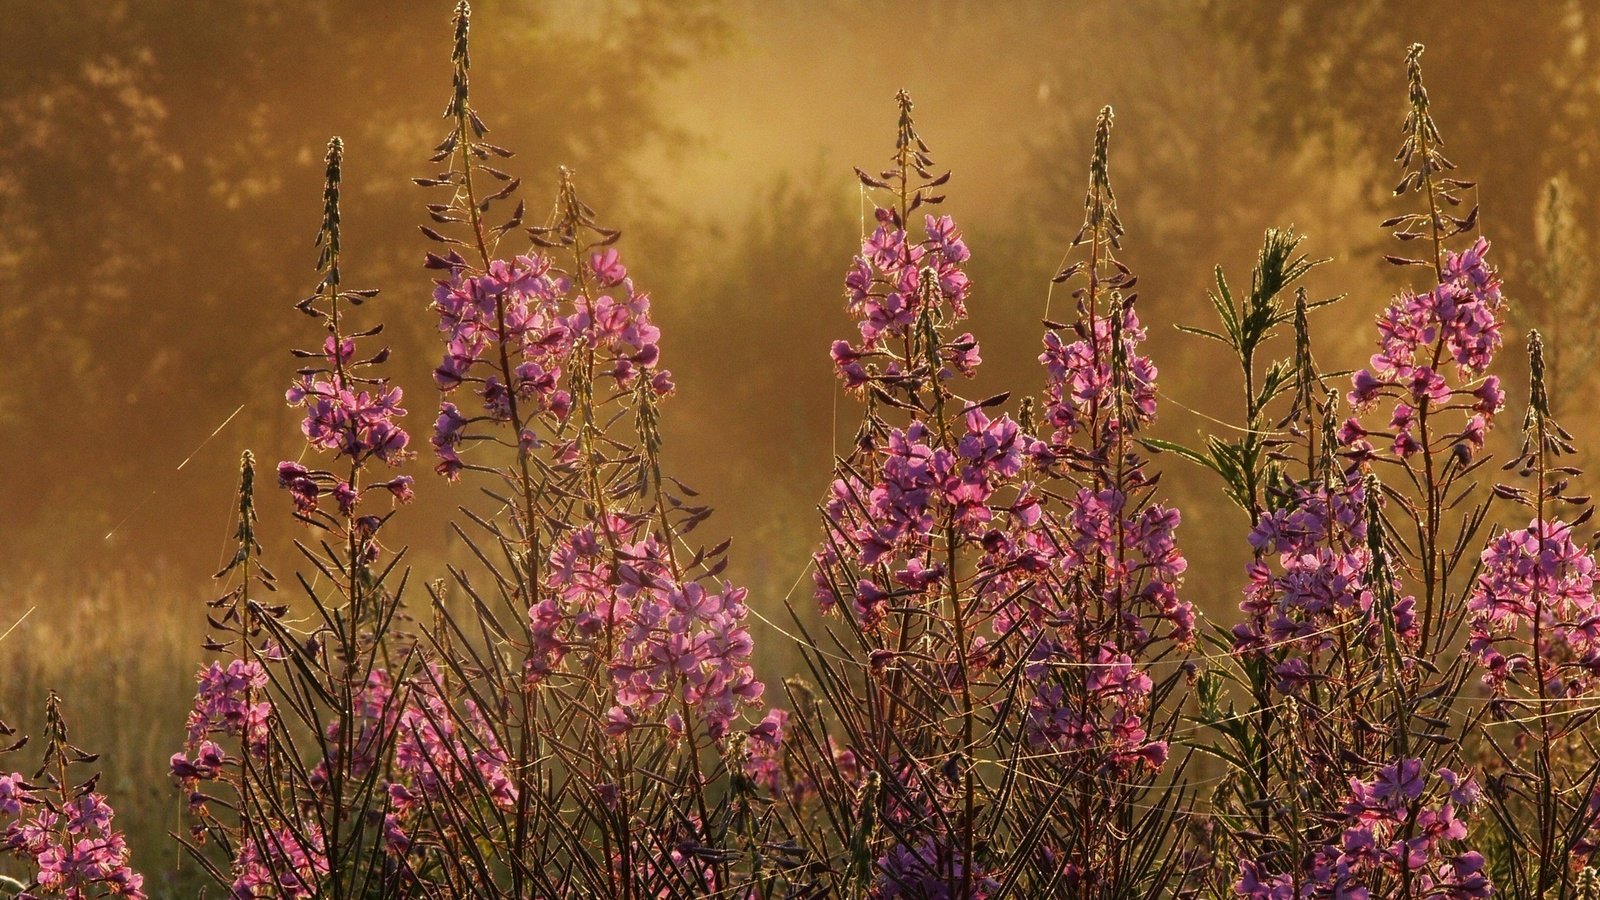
[170, 658, 269, 814]
[998, 485, 1191, 772]
[977, 413, 1189, 771]
[1039, 305, 1158, 447]
[428, 252, 574, 478]
[1344, 238, 1506, 461]
[740, 708, 787, 793]
[231, 823, 328, 899]
[815, 410, 1042, 595]
[1, 782, 145, 899]
[570, 251, 673, 396]
[428, 248, 673, 479]
[177, 659, 272, 761]
[278, 297, 412, 502]
[1468, 518, 1600, 695]
[542, 516, 764, 741]
[1022, 643, 1168, 773]
[832, 210, 974, 389]
[1236, 762, 1489, 900]
[285, 378, 410, 468]
[1234, 479, 1418, 689]
[388, 665, 518, 850]
[277, 263, 413, 517]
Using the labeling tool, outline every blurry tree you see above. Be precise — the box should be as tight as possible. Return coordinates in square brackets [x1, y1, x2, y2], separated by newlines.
[658, 168, 858, 608]
[1209, 0, 1600, 367]
[0, 0, 726, 570]
[1522, 176, 1596, 416]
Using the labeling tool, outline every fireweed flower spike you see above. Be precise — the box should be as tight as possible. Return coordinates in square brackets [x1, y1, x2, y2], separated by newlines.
[413, 6, 586, 889]
[1341, 40, 1503, 748]
[174, 138, 425, 898]
[786, 97, 1194, 898]
[171, 451, 297, 896]
[1348, 42, 1503, 659]
[0, 694, 144, 899]
[1189, 44, 1495, 899]
[1020, 105, 1197, 893]
[1465, 332, 1600, 895]
[1323, 53, 1501, 897]
[402, 5, 778, 896]
[795, 89, 1016, 899]
[281, 137, 414, 549]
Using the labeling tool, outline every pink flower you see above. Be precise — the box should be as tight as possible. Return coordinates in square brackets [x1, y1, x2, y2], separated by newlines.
[589, 247, 627, 287]
[1345, 238, 1506, 460]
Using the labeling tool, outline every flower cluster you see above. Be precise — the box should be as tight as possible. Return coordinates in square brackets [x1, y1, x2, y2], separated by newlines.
[2, 697, 144, 899]
[612, 577, 762, 740]
[169, 659, 272, 810]
[427, 252, 572, 476]
[276, 138, 413, 520]
[0, 787, 145, 899]
[571, 248, 673, 395]
[815, 407, 1041, 611]
[1023, 644, 1169, 770]
[231, 823, 328, 899]
[1344, 238, 1506, 461]
[1234, 477, 1418, 689]
[980, 469, 1191, 774]
[178, 660, 271, 756]
[1005, 472, 1191, 774]
[428, 246, 671, 478]
[543, 515, 764, 741]
[1038, 304, 1158, 447]
[739, 708, 787, 793]
[284, 373, 410, 468]
[387, 666, 518, 855]
[831, 209, 975, 390]
[1468, 518, 1600, 695]
[1236, 761, 1489, 899]
[1064, 487, 1191, 639]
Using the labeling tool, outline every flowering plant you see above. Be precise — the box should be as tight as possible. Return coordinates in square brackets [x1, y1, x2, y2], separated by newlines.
[0, 15, 1566, 899]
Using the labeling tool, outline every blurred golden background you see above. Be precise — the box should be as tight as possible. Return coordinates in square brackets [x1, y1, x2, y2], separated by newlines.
[4, 0, 1600, 890]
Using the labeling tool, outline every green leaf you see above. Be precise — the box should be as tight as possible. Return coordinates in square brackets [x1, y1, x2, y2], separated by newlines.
[1209, 265, 1241, 342]
[1256, 359, 1293, 407]
[1187, 741, 1255, 771]
[1174, 324, 1231, 345]
[1140, 437, 1222, 474]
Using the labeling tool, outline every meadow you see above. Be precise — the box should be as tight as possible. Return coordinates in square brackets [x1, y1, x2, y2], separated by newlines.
[6, 2, 1600, 898]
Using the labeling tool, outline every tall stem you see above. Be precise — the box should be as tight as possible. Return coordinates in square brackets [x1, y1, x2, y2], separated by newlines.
[451, 91, 546, 888]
